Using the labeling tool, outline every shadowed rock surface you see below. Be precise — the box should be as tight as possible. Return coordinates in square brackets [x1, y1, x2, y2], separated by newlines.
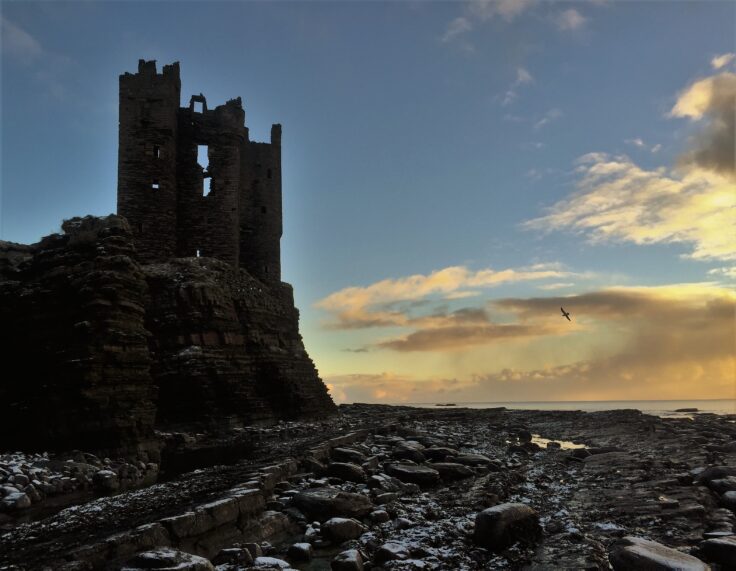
[0, 216, 335, 455]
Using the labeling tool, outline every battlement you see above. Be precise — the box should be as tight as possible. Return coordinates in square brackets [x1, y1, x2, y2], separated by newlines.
[117, 60, 282, 283]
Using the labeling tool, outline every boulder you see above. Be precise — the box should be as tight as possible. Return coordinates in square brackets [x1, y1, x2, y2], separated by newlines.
[253, 557, 292, 569]
[698, 535, 736, 567]
[322, 517, 366, 542]
[1, 491, 31, 511]
[327, 462, 367, 483]
[370, 509, 390, 523]
[121, 548, 214, 570]
[430, 462, 474, 481]
[287, 542, 313, 561]
[392, 442, 426, 463]
[291, 487, 372, 521]
[331, 549, 364, 571]
[211, 548, 253, 566]
[609, 536, 709, 570]
[708, 476, 736, 495]
[423, 447, 459, 461]
[720, 490, 736, 511]
[473, 502, 541, 551]
[385, 464, 440, 487]
[373, 542, 410, 565]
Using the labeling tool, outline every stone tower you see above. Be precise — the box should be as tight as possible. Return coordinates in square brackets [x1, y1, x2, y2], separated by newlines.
[117, 60, 282, 282]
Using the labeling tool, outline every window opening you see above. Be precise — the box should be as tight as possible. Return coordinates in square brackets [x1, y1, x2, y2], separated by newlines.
[153, 145, 161, 158]
[152, 179, 160, 190]
[193, 101, 203, 113]
[203, 177, 211, 197]
[196, 249, 201, 258]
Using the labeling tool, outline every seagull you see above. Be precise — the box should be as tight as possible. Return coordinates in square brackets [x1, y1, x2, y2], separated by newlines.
[560, 307, 571, 321]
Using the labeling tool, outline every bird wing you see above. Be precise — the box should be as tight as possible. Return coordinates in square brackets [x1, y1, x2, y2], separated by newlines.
[565, 314, 571, 321]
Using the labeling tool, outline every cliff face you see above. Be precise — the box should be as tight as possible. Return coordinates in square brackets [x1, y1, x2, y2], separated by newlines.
[0, 216, 335, 455]
[0, 217, 157, 456]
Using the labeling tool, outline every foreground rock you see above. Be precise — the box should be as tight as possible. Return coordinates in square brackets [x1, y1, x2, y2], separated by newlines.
[609, 536, 709, 571]
[122, 548, 214, 570]
[473, 502, 542, 551]
[291, 487, 372, 521]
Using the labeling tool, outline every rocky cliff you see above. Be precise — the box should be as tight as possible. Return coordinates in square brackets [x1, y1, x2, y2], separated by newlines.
[0, 215, 335, 455]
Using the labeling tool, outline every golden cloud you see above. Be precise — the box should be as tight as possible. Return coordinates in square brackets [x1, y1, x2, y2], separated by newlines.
[523, 153, 736, 261]
[327, 284, 735, 401]
[315, 264, 573, 329]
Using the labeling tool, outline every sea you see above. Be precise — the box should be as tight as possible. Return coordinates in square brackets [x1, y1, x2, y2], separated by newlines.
[400, 399, 736, 418]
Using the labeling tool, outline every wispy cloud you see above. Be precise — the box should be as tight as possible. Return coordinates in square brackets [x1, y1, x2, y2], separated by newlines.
[1, 16, 74, 100]
[534, 108, 562, 129]
[441, 0, 536, 47]
[555, 9, 588, 31]
[711, 53, 735, 70]
[708, 266, 736, 280]
[315, 263, 575, 330]
[502, 67, 534, 105]
[538, 282, 575, 290]
[524, 152, 736, 261]
[1, 16, 43, 64]
[625, 138, 661, 153]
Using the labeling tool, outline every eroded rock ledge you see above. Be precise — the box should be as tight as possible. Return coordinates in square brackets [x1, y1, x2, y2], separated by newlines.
[0, 215, 336, 457]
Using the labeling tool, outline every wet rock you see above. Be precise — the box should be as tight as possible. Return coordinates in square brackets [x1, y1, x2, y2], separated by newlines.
[708, 476, 736, 495]
[698, 535, 736, 566]
[287, 542, 313, 561]
[367, 473, 403, 492]
[211, 547, 253, 566]
[291, 487, 372, 521]
[93, 469, 119, 492]
[454, 454, 493, 466]
[721, 491, 736, 510]
[243, 543, 264, 559]
[122, 547, 214, 570]
[370, 509, 390, 523]
[253, 556, 292, 569]
[473, 502, 541, 551]
[385, 464, 440, 487]
[322, 517, 366, 542]
[609, 536, 709, 571]
[374, 542, 410, 565]
[392, 443, 426, 464]
[423, 447, 459, 461]
[430, 462, 474, 481]
[331, 448, 367, 464]
[327, 462, 367, 483]
[695, 466, 736, 485]
[1, 491, 31, 511]
[331, 549, 364, 571]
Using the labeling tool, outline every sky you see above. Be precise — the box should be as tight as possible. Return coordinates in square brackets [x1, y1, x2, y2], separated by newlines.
[1, 0, 734, 404]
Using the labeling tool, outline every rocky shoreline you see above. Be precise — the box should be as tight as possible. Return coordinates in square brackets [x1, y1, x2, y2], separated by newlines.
[1, 404, 735, 570]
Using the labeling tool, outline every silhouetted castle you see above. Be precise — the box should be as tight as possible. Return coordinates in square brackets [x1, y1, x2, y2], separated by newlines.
[117, 60, 282, 282]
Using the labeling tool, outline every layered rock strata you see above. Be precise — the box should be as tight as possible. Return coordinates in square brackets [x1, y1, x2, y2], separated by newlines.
[0, 216, 335, 455]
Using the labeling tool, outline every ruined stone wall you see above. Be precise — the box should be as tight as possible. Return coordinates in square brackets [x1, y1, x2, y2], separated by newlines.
[118, 61, 180, 263]
[239, 124, 283, 283]
[0, 216, 157, 455]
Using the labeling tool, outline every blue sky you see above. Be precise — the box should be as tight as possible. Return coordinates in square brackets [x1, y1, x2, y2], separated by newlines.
[2, 1, 734, 402]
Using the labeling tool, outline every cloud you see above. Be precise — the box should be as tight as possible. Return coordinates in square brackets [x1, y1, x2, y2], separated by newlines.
[442, 0, 536, 46]
[708, 266, 736, 280]
[468, 0, 536, 22]
[1, 17, 43, 64]
[556, 9, 587, 31]
[711, 53, 735, 70]
[442, 17, 472, 43]
[502, 67, 535, 105]
[538, 282, 575, 290]
[315, 264, 574, 329]
[534, 108, 562, 129]
[523, 153, 736, 261]
[326, 285, 735, 402]
[474, 285, 736, 400]
[671, 72, 736, 180]
[625, 138, 661, 153]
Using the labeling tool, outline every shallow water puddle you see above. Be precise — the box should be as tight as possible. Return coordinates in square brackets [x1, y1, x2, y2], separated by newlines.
[532, 434, 587, 450]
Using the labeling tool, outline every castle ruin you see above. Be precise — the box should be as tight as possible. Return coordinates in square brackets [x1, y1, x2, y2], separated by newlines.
[118, 59, 282, 282]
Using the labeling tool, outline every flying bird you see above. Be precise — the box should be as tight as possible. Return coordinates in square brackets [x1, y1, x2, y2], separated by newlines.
[560, 307, 571, 321]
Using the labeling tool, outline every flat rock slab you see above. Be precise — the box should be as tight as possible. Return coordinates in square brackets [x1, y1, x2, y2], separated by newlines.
[698, 535, 736, 567]
[291, 487, 372, 521]
[385, 464, 440, 487]
[609, 536, 709, 571]
[121, 547, 214, 570]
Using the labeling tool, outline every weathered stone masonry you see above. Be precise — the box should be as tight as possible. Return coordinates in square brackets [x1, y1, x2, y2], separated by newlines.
[0, 61, 335, 455]
[118, 60, 282, 282]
